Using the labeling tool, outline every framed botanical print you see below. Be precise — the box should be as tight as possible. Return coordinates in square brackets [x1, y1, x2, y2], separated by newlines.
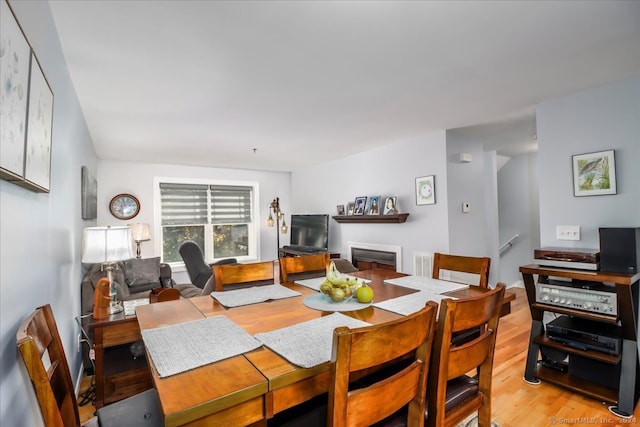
[416, 175, 436, 205]
[572, 150, 616, 197]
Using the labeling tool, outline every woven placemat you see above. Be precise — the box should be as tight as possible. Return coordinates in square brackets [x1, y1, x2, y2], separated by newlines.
[373, 291, 452, 316]
[210, 284, 301, 307]
[142, 316, 262, 377]
[384, 276, 469, 293]
[255, 312, 370, 368]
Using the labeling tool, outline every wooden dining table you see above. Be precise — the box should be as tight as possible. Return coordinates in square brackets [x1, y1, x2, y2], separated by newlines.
[135, 268, 513, 427]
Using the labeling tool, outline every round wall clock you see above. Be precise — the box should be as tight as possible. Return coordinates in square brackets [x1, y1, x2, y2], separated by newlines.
[109, 193, 140, 220]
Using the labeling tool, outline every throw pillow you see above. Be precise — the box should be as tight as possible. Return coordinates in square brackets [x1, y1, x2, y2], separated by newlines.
[124, 257, 161, 288]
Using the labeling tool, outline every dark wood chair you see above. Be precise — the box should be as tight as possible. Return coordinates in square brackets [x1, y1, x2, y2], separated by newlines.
[213, 260, 276, 291]
[279, 253, 330, 283]
[16, 304, 162, 427]
[426, 283, 506, 427]
[432, 253, 491, 288]
[329, 301, 438, 426]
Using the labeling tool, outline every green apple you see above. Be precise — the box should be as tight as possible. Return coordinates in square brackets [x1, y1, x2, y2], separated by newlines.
[356, 284, 374, 303]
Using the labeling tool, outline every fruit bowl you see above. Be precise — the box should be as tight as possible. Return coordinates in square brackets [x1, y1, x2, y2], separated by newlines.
[319, 277, 362, 303]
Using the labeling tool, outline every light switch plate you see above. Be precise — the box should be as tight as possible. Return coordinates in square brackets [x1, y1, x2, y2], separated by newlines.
[556, 225, 580, 240]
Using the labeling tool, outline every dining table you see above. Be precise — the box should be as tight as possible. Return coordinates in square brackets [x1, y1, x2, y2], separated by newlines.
[135, 268, 513, 427]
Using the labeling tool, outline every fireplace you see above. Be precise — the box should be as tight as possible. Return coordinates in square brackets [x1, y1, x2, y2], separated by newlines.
[347, 242, 402, 272]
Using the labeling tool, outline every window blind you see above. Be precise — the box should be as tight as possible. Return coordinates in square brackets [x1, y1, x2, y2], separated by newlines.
[160, 183, 208, 226]
[210, 185, 252, 224]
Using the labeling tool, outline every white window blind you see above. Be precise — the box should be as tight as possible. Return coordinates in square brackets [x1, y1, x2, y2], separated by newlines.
[210, 185, 253, 224]
[159, 183, 208, 226]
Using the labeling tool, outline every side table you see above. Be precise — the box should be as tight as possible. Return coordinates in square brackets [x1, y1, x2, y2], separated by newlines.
[88, 312, 152, 408]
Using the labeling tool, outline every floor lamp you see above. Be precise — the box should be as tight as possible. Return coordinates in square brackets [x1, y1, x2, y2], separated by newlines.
[267, 197, 288, 255]
[81, 226, 134, 315]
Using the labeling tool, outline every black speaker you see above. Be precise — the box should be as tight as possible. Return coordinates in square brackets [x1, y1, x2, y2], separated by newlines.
[599, 227, 640, 274]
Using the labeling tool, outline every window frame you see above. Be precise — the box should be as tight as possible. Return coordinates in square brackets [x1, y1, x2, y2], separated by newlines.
[153, 177, 261, 269]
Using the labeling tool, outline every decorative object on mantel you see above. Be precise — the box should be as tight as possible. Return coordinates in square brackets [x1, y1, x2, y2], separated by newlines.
[333, 213, 409, 224]
[416, 175, 436, 205]
[0, 0, 54, 193]
[336, 204, 345, 215]
[130, 223, 151, 258]
[347, 201, 355, 215]
[572, 149, 617, 197]
[367, 195, 381, 215]
[383, 196, 398, 215]
[267, 197, 288, 253]
[109, 193, 141, 220]
[81, 226, 134, 315]
[81, 166, 97, 220]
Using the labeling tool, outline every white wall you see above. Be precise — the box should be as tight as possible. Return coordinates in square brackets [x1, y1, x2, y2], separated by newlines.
[536, 76, 640, 249]
[96, 160, 291, 283]
[291, 131, 450, 274]
[0, 1, 97, 426]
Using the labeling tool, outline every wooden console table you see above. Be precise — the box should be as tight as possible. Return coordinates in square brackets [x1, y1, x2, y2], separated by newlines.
[520, 264, 639, 416]
[89, 313, 153, 408]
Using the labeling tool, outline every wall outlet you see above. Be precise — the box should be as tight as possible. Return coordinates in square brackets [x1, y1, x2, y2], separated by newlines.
[462, 202, 471, 213]
[556, 225, 580, 241]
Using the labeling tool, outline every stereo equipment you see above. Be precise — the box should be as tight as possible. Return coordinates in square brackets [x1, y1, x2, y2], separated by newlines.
[534, 247, 599, 270]
[599, 227, 640, 274]
[535, 280, 617, 315]
[546, 315, 622, 355]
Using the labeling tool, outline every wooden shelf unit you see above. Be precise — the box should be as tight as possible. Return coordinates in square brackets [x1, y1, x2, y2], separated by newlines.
[332, 213, 409, 224]
[520, 264, 640, 416]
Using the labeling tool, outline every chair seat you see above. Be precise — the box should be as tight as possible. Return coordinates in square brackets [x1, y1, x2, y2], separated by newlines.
[444, 375, 479, 412]
[97, 389, 163, 426]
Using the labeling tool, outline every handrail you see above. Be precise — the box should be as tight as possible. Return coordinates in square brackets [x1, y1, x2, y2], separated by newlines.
[499, 234, 519, 254]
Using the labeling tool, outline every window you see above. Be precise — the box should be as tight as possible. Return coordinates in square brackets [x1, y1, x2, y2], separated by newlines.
[158, 181, 257, 264]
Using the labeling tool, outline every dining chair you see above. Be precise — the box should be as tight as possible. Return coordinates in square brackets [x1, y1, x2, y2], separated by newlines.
[213, 260, 276, 291]
[432, 253, 491, 288]
[425, 283, 506, 427]
[329, 301, 438, 427]
[16, 304, 162, 427]
[279, 253, 330, 283]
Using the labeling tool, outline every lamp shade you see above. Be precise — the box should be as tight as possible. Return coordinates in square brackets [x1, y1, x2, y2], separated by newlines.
[130, 223, 151, 241]
[81, 226, 133, 264]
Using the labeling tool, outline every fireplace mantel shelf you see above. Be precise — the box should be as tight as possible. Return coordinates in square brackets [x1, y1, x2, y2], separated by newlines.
[332, 213, 409, 224]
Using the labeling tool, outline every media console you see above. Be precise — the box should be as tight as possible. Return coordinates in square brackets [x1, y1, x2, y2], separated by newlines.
[520, 264, 640, 417]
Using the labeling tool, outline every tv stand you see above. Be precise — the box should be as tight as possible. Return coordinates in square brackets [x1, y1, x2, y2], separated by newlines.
[280, 247, 339, 258]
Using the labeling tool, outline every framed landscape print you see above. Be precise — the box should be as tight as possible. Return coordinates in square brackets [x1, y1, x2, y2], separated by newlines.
[415, 175, 436, 205]
[572, 150, 616, 197]
[0, 0, 31, 182]
[23, 52, 53, 192]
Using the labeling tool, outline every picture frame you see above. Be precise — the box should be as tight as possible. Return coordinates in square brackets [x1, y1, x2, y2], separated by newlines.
[23, 52, 53, 192]
[572, 149, 617, 197]
[81, 166, 97, 220]
[336, 204, 345, 216]
[383, 196, 398, 215]
[0, 0, 31, 182]
[415, 175, 436, 205]
[347, 202, 355, 215]
[353, 196, 367, 215]
[367, 195, 381, 215]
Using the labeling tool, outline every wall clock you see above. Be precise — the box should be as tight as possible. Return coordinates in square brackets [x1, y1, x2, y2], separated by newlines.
[109, 193, 140, 220]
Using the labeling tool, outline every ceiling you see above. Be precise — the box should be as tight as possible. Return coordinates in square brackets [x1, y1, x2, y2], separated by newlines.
[47, 1, 640, 172]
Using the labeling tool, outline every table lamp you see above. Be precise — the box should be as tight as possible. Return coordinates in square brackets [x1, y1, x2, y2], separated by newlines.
[82, 226, 134, 315]
[130, 223, 151, 259]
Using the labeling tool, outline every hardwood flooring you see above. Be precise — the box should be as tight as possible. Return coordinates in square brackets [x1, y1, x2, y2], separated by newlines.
[78, 288, 640, 426]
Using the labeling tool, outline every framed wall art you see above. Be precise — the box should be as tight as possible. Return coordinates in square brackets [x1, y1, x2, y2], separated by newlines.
[353, 196, 367, 215]
[367, 196, 381, 215]
[383, 196, 397, 215]
[416, 175, 436, 205]
[572, 149, 616, 197]
[81, 166, 97, 220]
[23, 52, 53, 192]
[0, 0, 31, 182]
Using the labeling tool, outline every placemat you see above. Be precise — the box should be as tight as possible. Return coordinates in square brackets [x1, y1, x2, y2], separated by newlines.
[303, 293, 372, 312]
[254, 312, 370, 368]
[141, 316, 262, 378]
[373, 291, 455, 316]
[384, 275, 469, 293]
[210, 284, 301, 307]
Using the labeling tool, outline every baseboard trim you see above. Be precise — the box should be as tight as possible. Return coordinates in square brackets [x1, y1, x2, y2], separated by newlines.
[509, 280, 524, 288]
[75, 361, 84, 396]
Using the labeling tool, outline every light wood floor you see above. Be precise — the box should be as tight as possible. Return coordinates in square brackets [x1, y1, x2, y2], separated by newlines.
[79, 288, 640, 426]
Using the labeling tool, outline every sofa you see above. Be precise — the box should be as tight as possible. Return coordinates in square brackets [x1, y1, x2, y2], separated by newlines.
[81, 257, 204, 315]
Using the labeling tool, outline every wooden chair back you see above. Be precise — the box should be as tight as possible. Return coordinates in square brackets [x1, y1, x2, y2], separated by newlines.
[279, 253, 330, 283]
[328, 301, 438, 427]
[213, 260, 276, 291]
[17, 304, 81, 427]
[432, 253, 491, 288]
[426, 283, 506, 427]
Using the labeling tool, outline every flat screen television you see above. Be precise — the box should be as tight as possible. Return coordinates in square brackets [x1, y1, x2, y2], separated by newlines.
[289, 214, 329, 251]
